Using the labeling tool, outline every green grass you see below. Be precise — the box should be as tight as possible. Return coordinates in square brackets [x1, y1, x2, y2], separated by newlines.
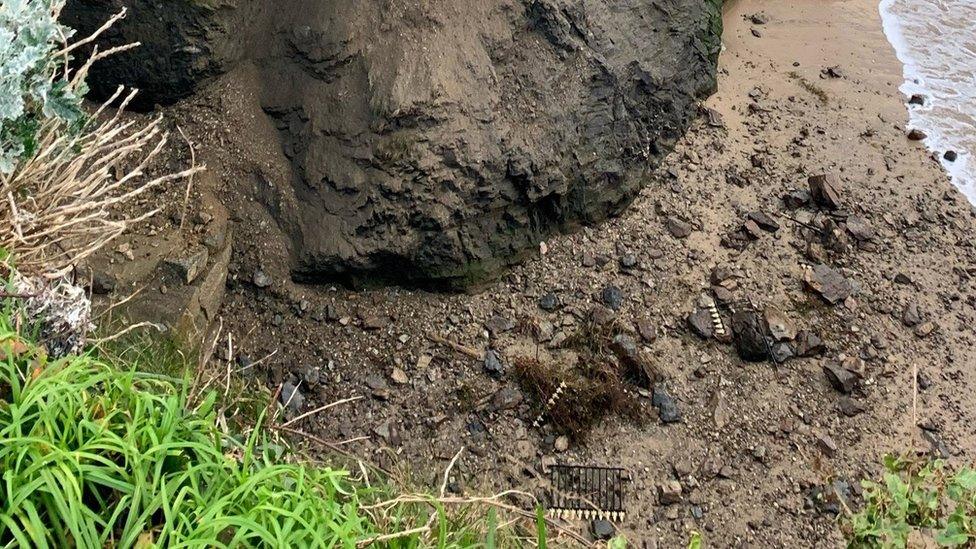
[846, 455, 976, 548]
[0, 323, 376, 546]
[0, 285, 564, 547]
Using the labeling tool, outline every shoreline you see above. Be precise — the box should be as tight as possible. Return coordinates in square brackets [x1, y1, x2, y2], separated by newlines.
[91, 0, 976, 545]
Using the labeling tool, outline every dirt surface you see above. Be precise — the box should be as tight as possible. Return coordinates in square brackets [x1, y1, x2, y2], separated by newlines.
[94, 0, 976, 546]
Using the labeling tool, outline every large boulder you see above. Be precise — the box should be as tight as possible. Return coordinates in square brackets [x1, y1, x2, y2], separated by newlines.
[66, 0, 723, 288]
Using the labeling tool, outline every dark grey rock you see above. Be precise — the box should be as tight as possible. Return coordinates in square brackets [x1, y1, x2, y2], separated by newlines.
[591, 519, 615, 541]
[770, 341, 794, 363]
[484, 349, 505, 377]
[687, 308, 714, 339]
[902, 302, 922, 327]
[731, 310, 768, 362]
[908, 93, 925, 106]
[823, 363, 859, 394]
[808, 174, 842, 210]
[538, 292, 560, 312]
[619, 253, 639, 269]
[837, 396, 865, 417]
[794, 330, 825, 356]
[652, 385, 681, 423]
[280, 381, 304, 413]
[165, 247, 209, 285]
[748, 211, 780, 232]
[944, 150, 958, 162]
[485, 315, 515, 335]
[908, 128, 927, 141]
[784, 189, 811, 209]
[601, 285, 625, 311]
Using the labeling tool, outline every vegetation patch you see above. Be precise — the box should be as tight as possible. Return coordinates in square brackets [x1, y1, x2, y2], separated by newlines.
[845, 456, 976, 547]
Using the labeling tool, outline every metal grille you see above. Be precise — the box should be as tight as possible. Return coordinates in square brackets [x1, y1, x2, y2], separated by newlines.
[548, 465, 626, 521]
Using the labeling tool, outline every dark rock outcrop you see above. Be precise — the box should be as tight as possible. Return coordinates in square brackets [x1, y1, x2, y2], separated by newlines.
[66, 0, 724, 288]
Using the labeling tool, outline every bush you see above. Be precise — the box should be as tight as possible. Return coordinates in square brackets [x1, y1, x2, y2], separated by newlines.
[0, 0, 85, 173]
[846, 455, 976, 547]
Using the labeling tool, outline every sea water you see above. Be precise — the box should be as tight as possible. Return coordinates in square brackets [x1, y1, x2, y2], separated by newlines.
[880, 0, 976, 202]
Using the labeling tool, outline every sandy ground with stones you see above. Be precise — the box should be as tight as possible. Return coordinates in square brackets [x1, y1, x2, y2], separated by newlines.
[90, 0, 976, 546]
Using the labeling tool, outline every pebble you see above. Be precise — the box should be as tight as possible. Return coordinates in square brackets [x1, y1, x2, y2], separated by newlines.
[483, 349, 505, 377]
[652, 385, 681, 423]
[601, 285, 625, 311]
[591, 519, 615, 540]
[803, 264, 854, 304]
[687, 307, 714, 339]
[280, 381, 304, 413]
[252, 269, 273, 289]
[538, 292, 560, 311]
[658, 480, 683, 504]
[554, 435, 569, 452]
[823, 363, 859, 394]
[666, 217, 693, 239]
[808, 174, 842, 210]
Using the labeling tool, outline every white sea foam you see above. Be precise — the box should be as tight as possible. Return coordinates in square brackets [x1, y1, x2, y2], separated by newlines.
[879, 0, 976, 202]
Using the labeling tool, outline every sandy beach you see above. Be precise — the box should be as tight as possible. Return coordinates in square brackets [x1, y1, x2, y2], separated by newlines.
[87, 0, 976, 545]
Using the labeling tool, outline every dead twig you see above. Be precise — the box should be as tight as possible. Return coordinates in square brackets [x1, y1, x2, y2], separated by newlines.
[427, 333, 483, 360]
[279, 395, 364, 428]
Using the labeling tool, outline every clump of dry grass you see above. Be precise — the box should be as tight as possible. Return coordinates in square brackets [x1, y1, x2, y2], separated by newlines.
[1, 8, 200, 279]
[512, 354, 644, 437]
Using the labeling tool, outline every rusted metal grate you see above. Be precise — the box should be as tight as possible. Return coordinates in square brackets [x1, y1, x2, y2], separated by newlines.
[548, 464, 626, 521]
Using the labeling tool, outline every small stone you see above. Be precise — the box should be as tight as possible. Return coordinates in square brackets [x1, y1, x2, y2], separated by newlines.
[710, 390, 731, 429]
[914, 321, 937, 338]
[666, 217, 693, 239]
[821, 65, 844, 78]
[784, 190, 811, 209]
[749, 12, 769, 24]
[90, 270, 117, 294]
[600, 284, 625, 311]
[485, 315, 515, 335]
[538, 292, 560, 312]
[770, 341, 794, 363]
[748, 211, 780, 232]
[908, 94, 925, 106]
[490, 386, 522, 411]
[589, 305, 616, 326]
[816, 432, 838, 457]
[710, 265, 735, 285]
[619, 253, 639, 269]
[554, 435, 569, 452]
[763, 306, 796, 341]
[902, 302, 922, 327]
[687, 307, 714, 339]
[581, 252, 596, 267]
[652, 385, 681, 423]
[907, 128, 927, 141]
[845, 215, 875, 241]
[361, 315, 390, 330]
[742, 219, 764, 240]
[658, 480, 683, 504]
[637, 319, 657, 343]
[483, 349, 505, 377]
[252, 269, 273, 289]
[709, 287, 732, 306]
[591, 519, 615, 541]
[838, 396, 866, 417]
[751, 28, 763, 38]
[944, 150, 958, 162]
[921, 430, 950, 458]
[808, 174, 842, 210]
[794, 330, 825, 356]
[165, 247, 209, 285]
[280, 381, 304, 413]
[804, 264, 854, 304]
[823, 363, 859, 394]
[610, 334, 642, 369]
[373, 421, 401, 446]
[390, 367, 408, 385]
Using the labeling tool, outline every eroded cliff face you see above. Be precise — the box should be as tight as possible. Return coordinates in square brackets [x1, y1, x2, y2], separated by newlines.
[65, 0, 722, 288]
